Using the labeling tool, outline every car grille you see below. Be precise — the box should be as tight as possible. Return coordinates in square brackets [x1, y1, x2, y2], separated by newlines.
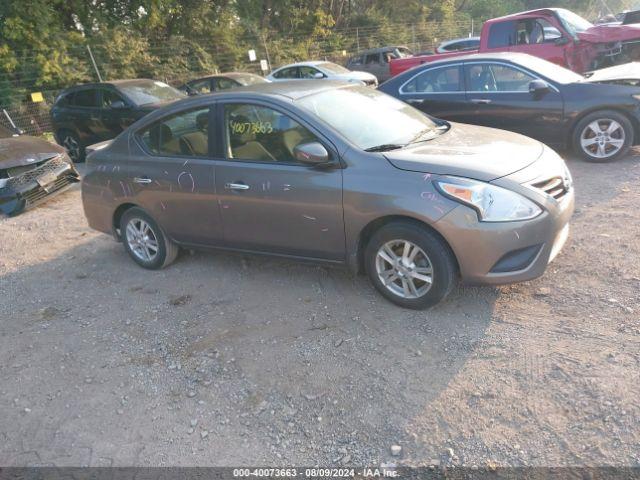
[22, 175, 76, 205]
[531, 176, 569, 200]
[4, 155, 70, 189]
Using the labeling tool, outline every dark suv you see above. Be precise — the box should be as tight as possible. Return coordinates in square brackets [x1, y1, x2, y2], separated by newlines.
[51, 79, 185, 162]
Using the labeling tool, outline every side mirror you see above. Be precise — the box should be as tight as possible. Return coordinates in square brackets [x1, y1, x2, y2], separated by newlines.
[293, 142, 330, 166]
[529, 79, 551, 97]
[554, 36, 570, 46]
[110, 100, 128, 109]
[313, 72, 325, 79]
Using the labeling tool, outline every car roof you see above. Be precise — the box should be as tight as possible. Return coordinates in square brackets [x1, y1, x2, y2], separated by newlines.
[439, 37, 480, 45]
[272, 61, 334, 70]
[488, 7, 563, 22]
[59, 79, 169, 93]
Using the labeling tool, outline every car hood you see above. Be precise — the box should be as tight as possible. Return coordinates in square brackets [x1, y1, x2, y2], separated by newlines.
[583, 62, 640, 82]
[333, 71, 377, 82]
[578, 23, 640, 43]
[383, 123, 544, 182]
[0, 136, 65, 169]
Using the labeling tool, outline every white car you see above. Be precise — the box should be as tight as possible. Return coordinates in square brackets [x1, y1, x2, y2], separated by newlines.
[266, 61, 378, 86]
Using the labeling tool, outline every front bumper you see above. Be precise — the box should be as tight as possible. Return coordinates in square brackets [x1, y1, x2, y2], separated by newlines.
[0, 156, 80, 216]
[434, 187, 574, 286]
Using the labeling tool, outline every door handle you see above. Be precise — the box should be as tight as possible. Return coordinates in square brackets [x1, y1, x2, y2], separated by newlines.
[225, 182, 250, 191]
[470, 98, 492, 104]
[133, 177, 152, 184]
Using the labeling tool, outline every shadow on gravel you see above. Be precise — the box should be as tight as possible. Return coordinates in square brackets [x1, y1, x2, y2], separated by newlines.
[1, 227, 499, 465]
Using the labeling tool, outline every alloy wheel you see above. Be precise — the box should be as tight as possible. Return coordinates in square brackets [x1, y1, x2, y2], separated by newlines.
[63, 135, 80, 162]
[580, 119, 625, 159]
[125, 218, 159, 262]
[375, 239, 433, 299]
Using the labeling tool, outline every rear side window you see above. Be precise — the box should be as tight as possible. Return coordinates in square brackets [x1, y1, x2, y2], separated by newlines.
[224, 103, 318, 163]
[274, 67, 298, 79]
[72, 89, 99, 107]
[216, 78, 237, 90]
[402, 65, 462, 93]
[350, 56, 363, 65]
[138, 107, 210, 157]
[488, 21, 517, 48]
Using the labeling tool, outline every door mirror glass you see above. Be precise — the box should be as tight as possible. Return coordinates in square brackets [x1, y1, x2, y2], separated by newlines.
[313, 72, 325, 79]
[293, 142, 330, 165]
[529, 79, 551, 96]
[110, 100, 127, 109]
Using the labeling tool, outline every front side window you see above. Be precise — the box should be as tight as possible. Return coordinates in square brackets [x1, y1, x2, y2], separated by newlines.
[297, 86, 439, 151]
[365, 54, 380, 65]
[139, 107, 210, 157]
[299, 66, 322, 79]
[188, 79, 212, 94]
[216, 78, 237, 90]
[225, 103, 318, 163]
[101, 90, 125, 108]
[516, 18, 561, 44]
[402, 66, 462, 93]
[467, 63, 535, 92]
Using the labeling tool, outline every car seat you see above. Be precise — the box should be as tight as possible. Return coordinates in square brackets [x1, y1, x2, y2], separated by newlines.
[149, 124, 180, 155]
[179, 111, 209, 156]
[229, 114, 275, 161]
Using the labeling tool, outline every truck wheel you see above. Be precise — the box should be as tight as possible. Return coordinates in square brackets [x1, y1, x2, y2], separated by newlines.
[573, 110, 633, 163]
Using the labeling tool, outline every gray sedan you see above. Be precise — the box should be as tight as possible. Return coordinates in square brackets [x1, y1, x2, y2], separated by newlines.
[82, 81, 574, 309]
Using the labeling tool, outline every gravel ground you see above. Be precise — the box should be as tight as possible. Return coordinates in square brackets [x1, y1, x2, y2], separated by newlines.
[0, 151, 639, 468]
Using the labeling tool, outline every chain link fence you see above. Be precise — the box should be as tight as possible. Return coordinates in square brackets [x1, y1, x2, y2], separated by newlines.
[0, 18, 477, 137]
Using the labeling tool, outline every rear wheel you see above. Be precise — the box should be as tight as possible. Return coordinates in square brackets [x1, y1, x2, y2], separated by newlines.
[58, 130, 85, 163]
[364, 222, 457, 309]
[573, 110, 633, 162]
[120, 208, 178, 269]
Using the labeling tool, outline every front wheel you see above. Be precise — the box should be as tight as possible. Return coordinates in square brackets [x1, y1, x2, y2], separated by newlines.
[120, 207, 179, 269]
[573, 110, 633, 163]
[58, 130, 85, 163]
[364, 222, 457, 309]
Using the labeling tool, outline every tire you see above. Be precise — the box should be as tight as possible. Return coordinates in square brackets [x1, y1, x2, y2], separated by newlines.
[573, 110, 633, 163]
[120, 207, 179, 269]
[364, 221, 457, 309]
[58, 129, 85, 163]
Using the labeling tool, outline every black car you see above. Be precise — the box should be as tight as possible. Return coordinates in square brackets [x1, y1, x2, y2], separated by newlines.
[0, 124, 79, 216]
[51, 79, 185, 162]
[379, 52, 640, 162]
[178, 72, 268, 95]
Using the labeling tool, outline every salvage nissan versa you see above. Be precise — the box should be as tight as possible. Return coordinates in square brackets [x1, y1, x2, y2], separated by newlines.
[82, 81, 574, 309]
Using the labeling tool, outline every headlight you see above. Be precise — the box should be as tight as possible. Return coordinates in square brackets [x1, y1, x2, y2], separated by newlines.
[434, 177, 542, 222]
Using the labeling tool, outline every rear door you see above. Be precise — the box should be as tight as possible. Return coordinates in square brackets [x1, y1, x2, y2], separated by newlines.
[214, 100, 345, 260]
[127, 104, 222, 245]
[463, 61, 564, 144]
[398, 63, 476, 123]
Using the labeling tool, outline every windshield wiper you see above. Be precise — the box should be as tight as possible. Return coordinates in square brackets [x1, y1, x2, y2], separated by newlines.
[364, 144, 405, 152]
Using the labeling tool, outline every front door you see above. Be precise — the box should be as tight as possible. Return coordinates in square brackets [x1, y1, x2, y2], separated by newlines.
[99, 89, 139, 140]
[215, 101, 345, 260]
[463, 61, 564, 145]
[127, 105, 223, 245]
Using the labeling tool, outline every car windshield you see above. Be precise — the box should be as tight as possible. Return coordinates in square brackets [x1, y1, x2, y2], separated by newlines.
[516, 56, 584, 84]
[297, 86, 439, 150]
[319, 62, 350, 74]
[118, 81, 186, 106]
[556, 9, 593, 35]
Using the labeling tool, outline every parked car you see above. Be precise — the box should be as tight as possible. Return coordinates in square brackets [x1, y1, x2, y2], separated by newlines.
[346, 46, 413, 82]
[82, 81, 573, 309]
[436, 37, 481, 54]
[266, 61, 378, 86]
[178, 72, 268, 95]
[390, 8, 640, 76]
[0, 124, 79, 216]
[380, 52, 640, 162]
[51, 79, 186, 162]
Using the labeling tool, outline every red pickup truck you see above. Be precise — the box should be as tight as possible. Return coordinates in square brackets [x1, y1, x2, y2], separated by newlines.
[390, 8, 640, 76]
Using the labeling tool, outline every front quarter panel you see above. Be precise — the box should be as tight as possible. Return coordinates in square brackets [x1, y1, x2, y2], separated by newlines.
[342, 148, 459, 262]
